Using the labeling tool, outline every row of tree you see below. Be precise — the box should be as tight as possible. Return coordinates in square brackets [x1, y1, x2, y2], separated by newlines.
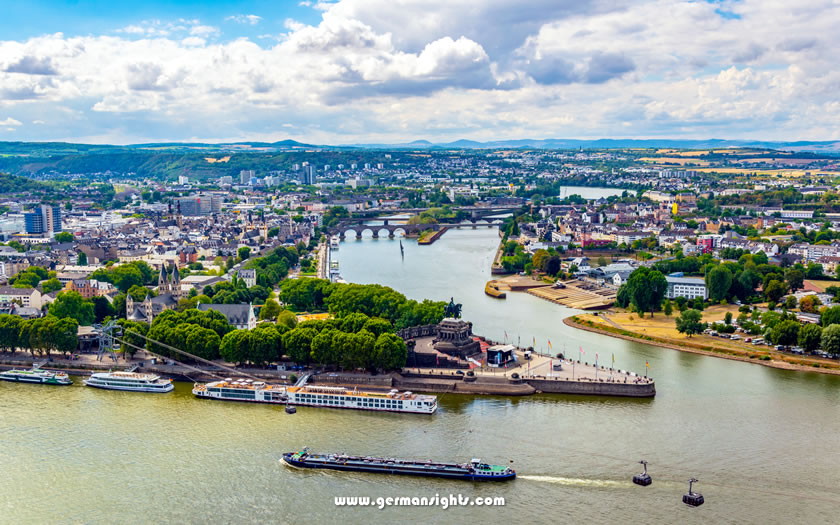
[0, 314, 78, 358]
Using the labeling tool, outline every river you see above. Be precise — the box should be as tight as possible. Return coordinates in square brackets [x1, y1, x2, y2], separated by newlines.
[2, 229, 839, 524]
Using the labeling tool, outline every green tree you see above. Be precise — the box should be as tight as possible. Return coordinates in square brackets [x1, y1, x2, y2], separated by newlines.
[623, 267, 668, 317]
[373, 332, 407, 370]
[54, 232, 74, 243]
[724, 312, 733, 325]
[705, 266, 733, 302]
[0, 314, 22, 353]
[784, 268, 805, 292]
[675, 309, 704, 337]
[276, 309, 298, 329]
[48, 291, 95, 326]
[238, 247, 251, 260]
[117, 320, 148, 359]
[764, 280, 788, 304]
[820, 305, 840, 327]
[821, 324, 840, 354]
[784, 295, 797, 310]
[259, 299, 282, 321]
[77, 251, 88, 266]
[220, 329, 251, 365]
[798, 323, 823, 353]
[770, 320, 800, 346]
[249, 323, 283, 365]
[663, 299, 673, 316]
[41, 278, 64, 294]
[91, 296, 116, 323]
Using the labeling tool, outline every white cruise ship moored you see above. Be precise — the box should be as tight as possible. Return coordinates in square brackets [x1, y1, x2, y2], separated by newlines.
[84, 371, 174, 393]
[193, 380, 437, 414]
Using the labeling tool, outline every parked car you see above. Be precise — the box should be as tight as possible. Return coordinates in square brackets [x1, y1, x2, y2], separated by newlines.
[775, 345, 784, 351]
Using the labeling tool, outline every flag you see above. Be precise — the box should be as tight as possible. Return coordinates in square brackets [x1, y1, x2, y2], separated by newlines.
[532, 336, 536, 347]
[548, 340, 553, 349]
[612, 353, 615, 365]
[579, 346, 585, 355]
[646, 361, 650, 370]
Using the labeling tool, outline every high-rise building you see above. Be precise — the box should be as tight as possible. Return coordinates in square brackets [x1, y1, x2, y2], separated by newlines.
[175, 195, 221, 216]
[240, 170, 255, 184]
[351, 163, 358, 169]
[24, 205, 62, 235]
[303, 165, 316, 185]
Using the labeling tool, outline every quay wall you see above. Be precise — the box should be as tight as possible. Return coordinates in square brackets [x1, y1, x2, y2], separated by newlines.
[526, 378, 656, 397]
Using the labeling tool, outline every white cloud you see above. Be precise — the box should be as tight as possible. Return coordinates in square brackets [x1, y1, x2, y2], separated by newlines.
[225, 15, 262, 26]
[0, 117, 22, 127]
[2, 0, 840, 143]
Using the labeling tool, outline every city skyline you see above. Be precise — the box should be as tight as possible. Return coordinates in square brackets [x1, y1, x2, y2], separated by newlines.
[1, 1, 839, 144]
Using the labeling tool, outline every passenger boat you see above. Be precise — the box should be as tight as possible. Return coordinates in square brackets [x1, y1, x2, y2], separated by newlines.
[193, 380, 437, 414]
[282, 448, 515, 481]
[84, 371, 174, 393]
[0, 367, 72, 386]
[330, 236, 340, 249]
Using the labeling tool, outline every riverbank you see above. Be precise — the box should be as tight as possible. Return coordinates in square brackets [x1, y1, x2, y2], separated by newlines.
[418, 227, 448, 245]
[564, 315, 840, 376]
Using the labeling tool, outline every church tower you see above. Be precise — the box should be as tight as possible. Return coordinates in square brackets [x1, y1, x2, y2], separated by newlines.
[158, 265, 169, 294]
[171, 264, 182, 301]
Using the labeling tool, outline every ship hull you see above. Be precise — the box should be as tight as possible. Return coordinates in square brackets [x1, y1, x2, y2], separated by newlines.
[0, 373, 72, 386]
[194, 390, 434, 414]
[282, 455, 515, 481]
[84, 380, 173, 393]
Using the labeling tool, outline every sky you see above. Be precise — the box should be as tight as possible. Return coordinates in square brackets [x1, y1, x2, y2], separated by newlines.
[0, 0, 839, 145]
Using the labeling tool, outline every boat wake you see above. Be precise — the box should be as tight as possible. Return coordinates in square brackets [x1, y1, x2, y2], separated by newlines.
[519, 475, 627, 488]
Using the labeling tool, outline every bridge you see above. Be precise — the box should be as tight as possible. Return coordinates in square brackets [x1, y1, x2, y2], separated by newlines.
[328, 219, 504, 239]
[351, 205, 519, 221]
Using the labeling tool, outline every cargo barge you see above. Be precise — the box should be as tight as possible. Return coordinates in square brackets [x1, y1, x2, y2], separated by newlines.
[282, 448, 515, 481]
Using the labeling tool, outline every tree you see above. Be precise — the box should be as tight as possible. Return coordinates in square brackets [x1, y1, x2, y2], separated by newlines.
[764, 280, 788, 304]
[372, 332, 407, 370]
[259, 299, 282, 321]
[276, 309, 298, 329]
[220, 329, 251, 365]
[784, 295, 798, 310]
[784, 268, 805, 293]
[675, 309, 704, 337]
[77, 251, 88, 266]
[705, 266, 733, 302]
[663, 299, 673, 316]
[248, 323, 283, 365]
[91, 296, 116, 323]
[623, 267, 668, 317]
[798, 323, 823, 353]
[0, 314, 22, 353]
[820, 305, 840, 327]
[798, 295, 822, 314]
[821, 324, 840, 355]
[117, 320, 148, 359]
[54, 232, 74, 243]
[48, 291, 95, 326]
[41, 278, 64, 294]
[724, 312, 733, 325]
[770, 320, 800, 346]
[238, 247, 251, 260]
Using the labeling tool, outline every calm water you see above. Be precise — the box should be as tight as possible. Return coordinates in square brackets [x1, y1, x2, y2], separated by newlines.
[2, 229, 839, 524]
[558, 186, 626, 200]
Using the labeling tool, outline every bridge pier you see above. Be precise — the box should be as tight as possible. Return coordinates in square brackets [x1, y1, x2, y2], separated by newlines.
[388, 232, 395, 238]
[372, 230, 379, 238]
[383, 219, 389, 226]
[339, 232, 346, 240]
[356, 232, 363, 239]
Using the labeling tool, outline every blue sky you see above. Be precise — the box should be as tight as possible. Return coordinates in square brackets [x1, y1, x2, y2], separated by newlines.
[0, 0, 838, 144]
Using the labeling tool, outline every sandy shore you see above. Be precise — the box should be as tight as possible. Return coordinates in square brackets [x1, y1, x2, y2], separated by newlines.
[564, 316, 840, 376]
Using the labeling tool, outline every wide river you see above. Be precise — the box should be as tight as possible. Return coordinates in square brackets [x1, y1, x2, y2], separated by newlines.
[2, 229, 839, 524]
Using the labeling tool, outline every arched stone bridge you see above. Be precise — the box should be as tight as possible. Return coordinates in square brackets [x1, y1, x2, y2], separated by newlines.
[328, 218, 504, 239]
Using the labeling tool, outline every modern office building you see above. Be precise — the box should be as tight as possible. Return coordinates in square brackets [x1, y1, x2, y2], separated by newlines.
[240, 170, 255, 184]
[665, 276, 708, 300]
[303, 165, 316, 185]
[175, 195, 222, 216]
[24, 205, 62, 235]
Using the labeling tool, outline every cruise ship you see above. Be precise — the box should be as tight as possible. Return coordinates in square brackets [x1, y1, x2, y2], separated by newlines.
[84, 371, 174, 393]
[193, 380, 437, 414]
[330, 236, 340, 249]
[0, 367, 72, 386]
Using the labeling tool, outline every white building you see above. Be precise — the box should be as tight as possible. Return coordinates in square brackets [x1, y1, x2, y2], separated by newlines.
[665, 276, 707, 300]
